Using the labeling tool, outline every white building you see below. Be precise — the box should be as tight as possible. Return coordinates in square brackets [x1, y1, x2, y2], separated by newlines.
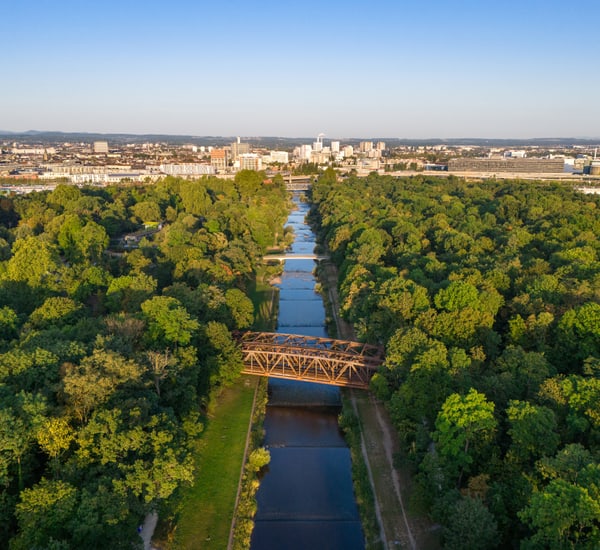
[342, 145, 354, 158]
[264, 151, 289, 164]
[93, 141, 109, 154]
[11, 147, 56, 155]
[159, 163, 215, 176]
[239, 153, 262, 171]
[294, 144, 313, 161]
[331, 141, 340, 153]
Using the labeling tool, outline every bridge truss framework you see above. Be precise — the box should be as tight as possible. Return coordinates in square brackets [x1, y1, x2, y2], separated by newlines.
[237, 332, 384, 389]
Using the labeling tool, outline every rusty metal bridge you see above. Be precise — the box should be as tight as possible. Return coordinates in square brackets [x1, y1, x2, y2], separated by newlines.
[236, 332, 384, 389]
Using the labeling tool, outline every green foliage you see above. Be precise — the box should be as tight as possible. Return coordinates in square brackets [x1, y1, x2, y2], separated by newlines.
[555, 302, 600, 372]
[140, 295, 199, 347]
[29, 297, 82, 329]
[105, 273, 157, 313]
[443, 496, 499, 550]
[506, 400, 559, 465]
[311, 173, 600, 546]
[519, 447, 600, 549]
[433, 389, 497, 486]
[225, 288, 255, 329]
[0, 306, 19, 341]
[62, 349, 143, 423]
[12, 479, 77, 550]
[246, 447, 270, 473]
[0, 176, 288, 547]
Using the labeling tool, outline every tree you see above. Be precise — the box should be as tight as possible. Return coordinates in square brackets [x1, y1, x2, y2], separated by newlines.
[224, 288, 254, 329]
[145, 350, 175, 397]
[11, 478, 77, 550]
[506, 400, 559, 465]
[246, 447, 270, 473]
[105, 273, 157, 313]
[519, 464, 600, 549]
[443, 496, 499, 550]
[434, 280, 480, 312]
[131, 200, 162, 223]
[5, 236, 62, 290]
[201, 321, 243, 386]
[140, 296, 199, 348]
[28, 297, 82, 329]
[62, 350, 143, 423]
[0, 409, 32, 490]
[0, 306, 19, 341]
[433, 389, 497, 487]
[36, 417, 75, 478]
[555, 302, 600, 372]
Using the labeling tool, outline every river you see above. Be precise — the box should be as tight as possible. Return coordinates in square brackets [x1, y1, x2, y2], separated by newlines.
[250, 197, 364, 550]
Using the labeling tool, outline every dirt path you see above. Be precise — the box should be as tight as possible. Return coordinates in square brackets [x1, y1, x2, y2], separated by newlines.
[140, 511, 158, 550]
[323, 262, 435, 549]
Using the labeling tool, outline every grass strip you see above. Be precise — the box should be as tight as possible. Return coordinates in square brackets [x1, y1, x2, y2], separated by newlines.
[339, 393, 385, 550]
[168, 378, 258, 550]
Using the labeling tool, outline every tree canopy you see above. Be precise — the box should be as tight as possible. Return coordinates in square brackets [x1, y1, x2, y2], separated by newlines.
[311, 173, 600, 548]
[0, 175, 290, 547]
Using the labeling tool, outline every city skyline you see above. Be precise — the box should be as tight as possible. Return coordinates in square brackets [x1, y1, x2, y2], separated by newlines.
[2, 0, 599, 139]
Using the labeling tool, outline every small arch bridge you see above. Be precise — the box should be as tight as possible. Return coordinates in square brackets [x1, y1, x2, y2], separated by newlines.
[236, 332, 384, 389]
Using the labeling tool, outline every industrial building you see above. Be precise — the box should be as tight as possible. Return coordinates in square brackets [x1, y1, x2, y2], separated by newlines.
[448, 158, 565, 173]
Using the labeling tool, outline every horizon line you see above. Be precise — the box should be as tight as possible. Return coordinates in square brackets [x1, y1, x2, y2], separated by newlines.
[2, 130, 600, 142]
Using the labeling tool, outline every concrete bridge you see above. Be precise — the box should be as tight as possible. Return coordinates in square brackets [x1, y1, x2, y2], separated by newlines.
[285, 175, 314, 191]
[236, 332, 384, 389]
[262, 253, 330, 262]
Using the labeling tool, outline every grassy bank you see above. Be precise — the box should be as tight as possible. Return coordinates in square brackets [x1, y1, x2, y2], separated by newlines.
[339, 394, 385, 550]
[157, 377, 258, 549]
[154, 267, 278, 548]
[231, 378, 269, 549]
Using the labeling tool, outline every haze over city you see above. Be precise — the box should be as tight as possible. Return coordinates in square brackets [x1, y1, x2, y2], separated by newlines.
[2, 0, 599, 139]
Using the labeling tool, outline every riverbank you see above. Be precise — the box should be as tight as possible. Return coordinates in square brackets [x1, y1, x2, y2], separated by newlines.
[319, 260, 440, 549]
[152, 377, 258, 549]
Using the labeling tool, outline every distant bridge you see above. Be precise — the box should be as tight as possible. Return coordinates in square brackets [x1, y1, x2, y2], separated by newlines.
[285, 175, 314, 191]
[263, 253, 330, 262]
[236, 332, 384, 389]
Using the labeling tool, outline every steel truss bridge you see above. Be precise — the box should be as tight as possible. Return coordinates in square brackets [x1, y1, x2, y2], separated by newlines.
[236, 332, 384, 389]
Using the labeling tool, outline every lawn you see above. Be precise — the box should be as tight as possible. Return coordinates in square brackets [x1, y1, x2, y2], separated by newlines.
[171, 377, 258, 550]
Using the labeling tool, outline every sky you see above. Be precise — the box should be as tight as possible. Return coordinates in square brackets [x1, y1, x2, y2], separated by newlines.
[1, 0, 599, 139]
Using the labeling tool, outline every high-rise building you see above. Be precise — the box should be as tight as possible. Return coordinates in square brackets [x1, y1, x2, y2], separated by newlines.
[295, 144, 312, 161]
[359, 141, 373, 153]
[230, 137, 250, 161]
[331, 141, 340, 153]
[342, 145, 354, 157]
[376, 141, 386, 151]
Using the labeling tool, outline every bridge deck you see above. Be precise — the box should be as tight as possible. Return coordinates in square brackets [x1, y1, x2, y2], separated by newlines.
[263, 253, 330, 262]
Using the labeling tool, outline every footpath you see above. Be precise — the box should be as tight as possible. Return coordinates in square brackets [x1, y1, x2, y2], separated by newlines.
[323, 262, 439, 550]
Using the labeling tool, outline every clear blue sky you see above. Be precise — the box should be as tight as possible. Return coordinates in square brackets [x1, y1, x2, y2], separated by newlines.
[2, 0, 599, 138]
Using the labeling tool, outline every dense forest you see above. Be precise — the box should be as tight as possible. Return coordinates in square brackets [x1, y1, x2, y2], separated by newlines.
[0, 172, 290, 548]
[311, 172, 600, 549]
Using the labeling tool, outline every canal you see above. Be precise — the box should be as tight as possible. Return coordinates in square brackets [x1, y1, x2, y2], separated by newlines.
[250, 197, 364, 550]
